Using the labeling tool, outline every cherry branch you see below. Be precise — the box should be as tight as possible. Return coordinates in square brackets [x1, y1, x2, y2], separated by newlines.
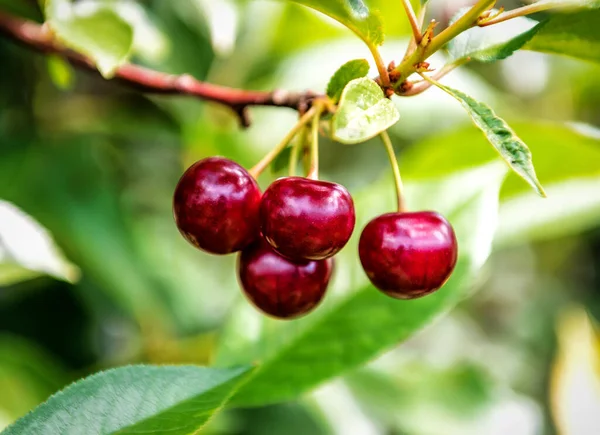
[0, 11, 315, 127]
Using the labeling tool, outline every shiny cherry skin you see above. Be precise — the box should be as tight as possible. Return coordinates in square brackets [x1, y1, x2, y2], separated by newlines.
[359, 211, 458, 299]
[260, 177, 355, 261]
[238, 240, 333, 319]
[173, 157, 261, 255]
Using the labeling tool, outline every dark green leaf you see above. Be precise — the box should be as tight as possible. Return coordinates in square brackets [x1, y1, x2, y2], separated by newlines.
[429, 81, 546, 197]
[46, 0, 134, 77]
[218, 163, 506, 406]
[287, 0, 384, 46]
[2, 365, 252, 435]
[326, 59, 370, 103]
[331, 77, 400, 144]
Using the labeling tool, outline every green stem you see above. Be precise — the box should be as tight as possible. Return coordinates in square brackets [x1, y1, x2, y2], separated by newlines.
[380, 131, 406, 212]
[249, 106, 317, 178]
[401, 0, 422, 43]
[479, 2, 561, 27]
[425, 0, 496, 56]
[307, 103, 324, 180]
[391, 0, 496, 89]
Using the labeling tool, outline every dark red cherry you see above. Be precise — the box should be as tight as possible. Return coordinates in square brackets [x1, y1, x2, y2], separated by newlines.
[173, 157, 261, 255]
[260, 177, 355, 261]
[238, 240, 333, 319]
[358, 211, 458, 299]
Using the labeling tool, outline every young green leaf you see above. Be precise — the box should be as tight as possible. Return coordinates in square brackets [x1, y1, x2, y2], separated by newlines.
[217, 163, 506, 406]
[326, 59, 370, 103]
[45, 0, 134, 77]
[331, 77, 400, 144]
[524, 10, 600, 63]
[427, 80, 546, 197]
[287, 0, 384, 46]
[1, 365, 252, 435]
[447, 9, 539, 62]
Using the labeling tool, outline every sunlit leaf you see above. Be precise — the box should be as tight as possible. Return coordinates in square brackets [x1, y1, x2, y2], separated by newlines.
[286, 0, 384, 46]
[331, 77, 400, 144]
[2, 366, 253, 435]
[45, 0, 134, 77]
[0, 200, 79, 285]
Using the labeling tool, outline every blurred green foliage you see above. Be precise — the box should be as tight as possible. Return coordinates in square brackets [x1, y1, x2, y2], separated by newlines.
[1, 1, 600, 434]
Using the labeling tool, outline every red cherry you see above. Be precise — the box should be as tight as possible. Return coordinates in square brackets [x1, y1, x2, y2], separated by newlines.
[238, 240, 333, 319]
[259, 177, 355, 261]
[173, 157, 261, 255]
[358, 211, 458, 299]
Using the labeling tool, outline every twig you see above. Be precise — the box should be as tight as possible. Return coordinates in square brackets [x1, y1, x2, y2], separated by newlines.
[0, 11, 314, 127]
[399, 58, 470, 96]
[479, 2, 559, 27]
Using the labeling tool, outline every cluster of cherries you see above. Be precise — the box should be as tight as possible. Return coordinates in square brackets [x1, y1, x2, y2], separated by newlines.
[173, 156, 458, 319]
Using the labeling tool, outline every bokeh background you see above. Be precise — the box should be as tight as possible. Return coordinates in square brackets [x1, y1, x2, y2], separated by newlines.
[1, 0, 599, 434]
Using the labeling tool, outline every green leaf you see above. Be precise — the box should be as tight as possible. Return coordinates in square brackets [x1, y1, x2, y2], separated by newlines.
[0, 200, 79, 285]
[218, 163, 506, 406]
[331, 77, 400, 144]
[2, 365, 252, 435]
[401, 122, 600, 245]
[428, 81, 546, 197]
[326, 59, 370, 103]
[447, 9, 539, 62]
[524, 10, 600, 63]
[45, 0, 134, 77]
[287, 0, 384, 46]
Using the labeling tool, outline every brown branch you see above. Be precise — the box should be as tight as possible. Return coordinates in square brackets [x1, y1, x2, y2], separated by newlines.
[0, 11, 314, 127]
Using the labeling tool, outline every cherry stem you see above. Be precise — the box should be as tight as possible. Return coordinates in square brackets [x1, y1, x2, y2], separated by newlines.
[249, 105, 318, 179]
[479, 2, 559, 27]
[307, 103, 325, 180]
[380, 131, 406, 213]
[401, 0, 423, 44]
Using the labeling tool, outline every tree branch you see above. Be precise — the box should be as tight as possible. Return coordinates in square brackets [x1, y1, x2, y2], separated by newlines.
[0, 11, 315, 127]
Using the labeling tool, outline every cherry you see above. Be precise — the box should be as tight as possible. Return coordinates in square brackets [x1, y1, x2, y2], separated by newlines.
[260, 177, 355, 261]
[358, 211, 458, 299]
[173, 157, 261, 255]
[238, 240, 333, 319]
